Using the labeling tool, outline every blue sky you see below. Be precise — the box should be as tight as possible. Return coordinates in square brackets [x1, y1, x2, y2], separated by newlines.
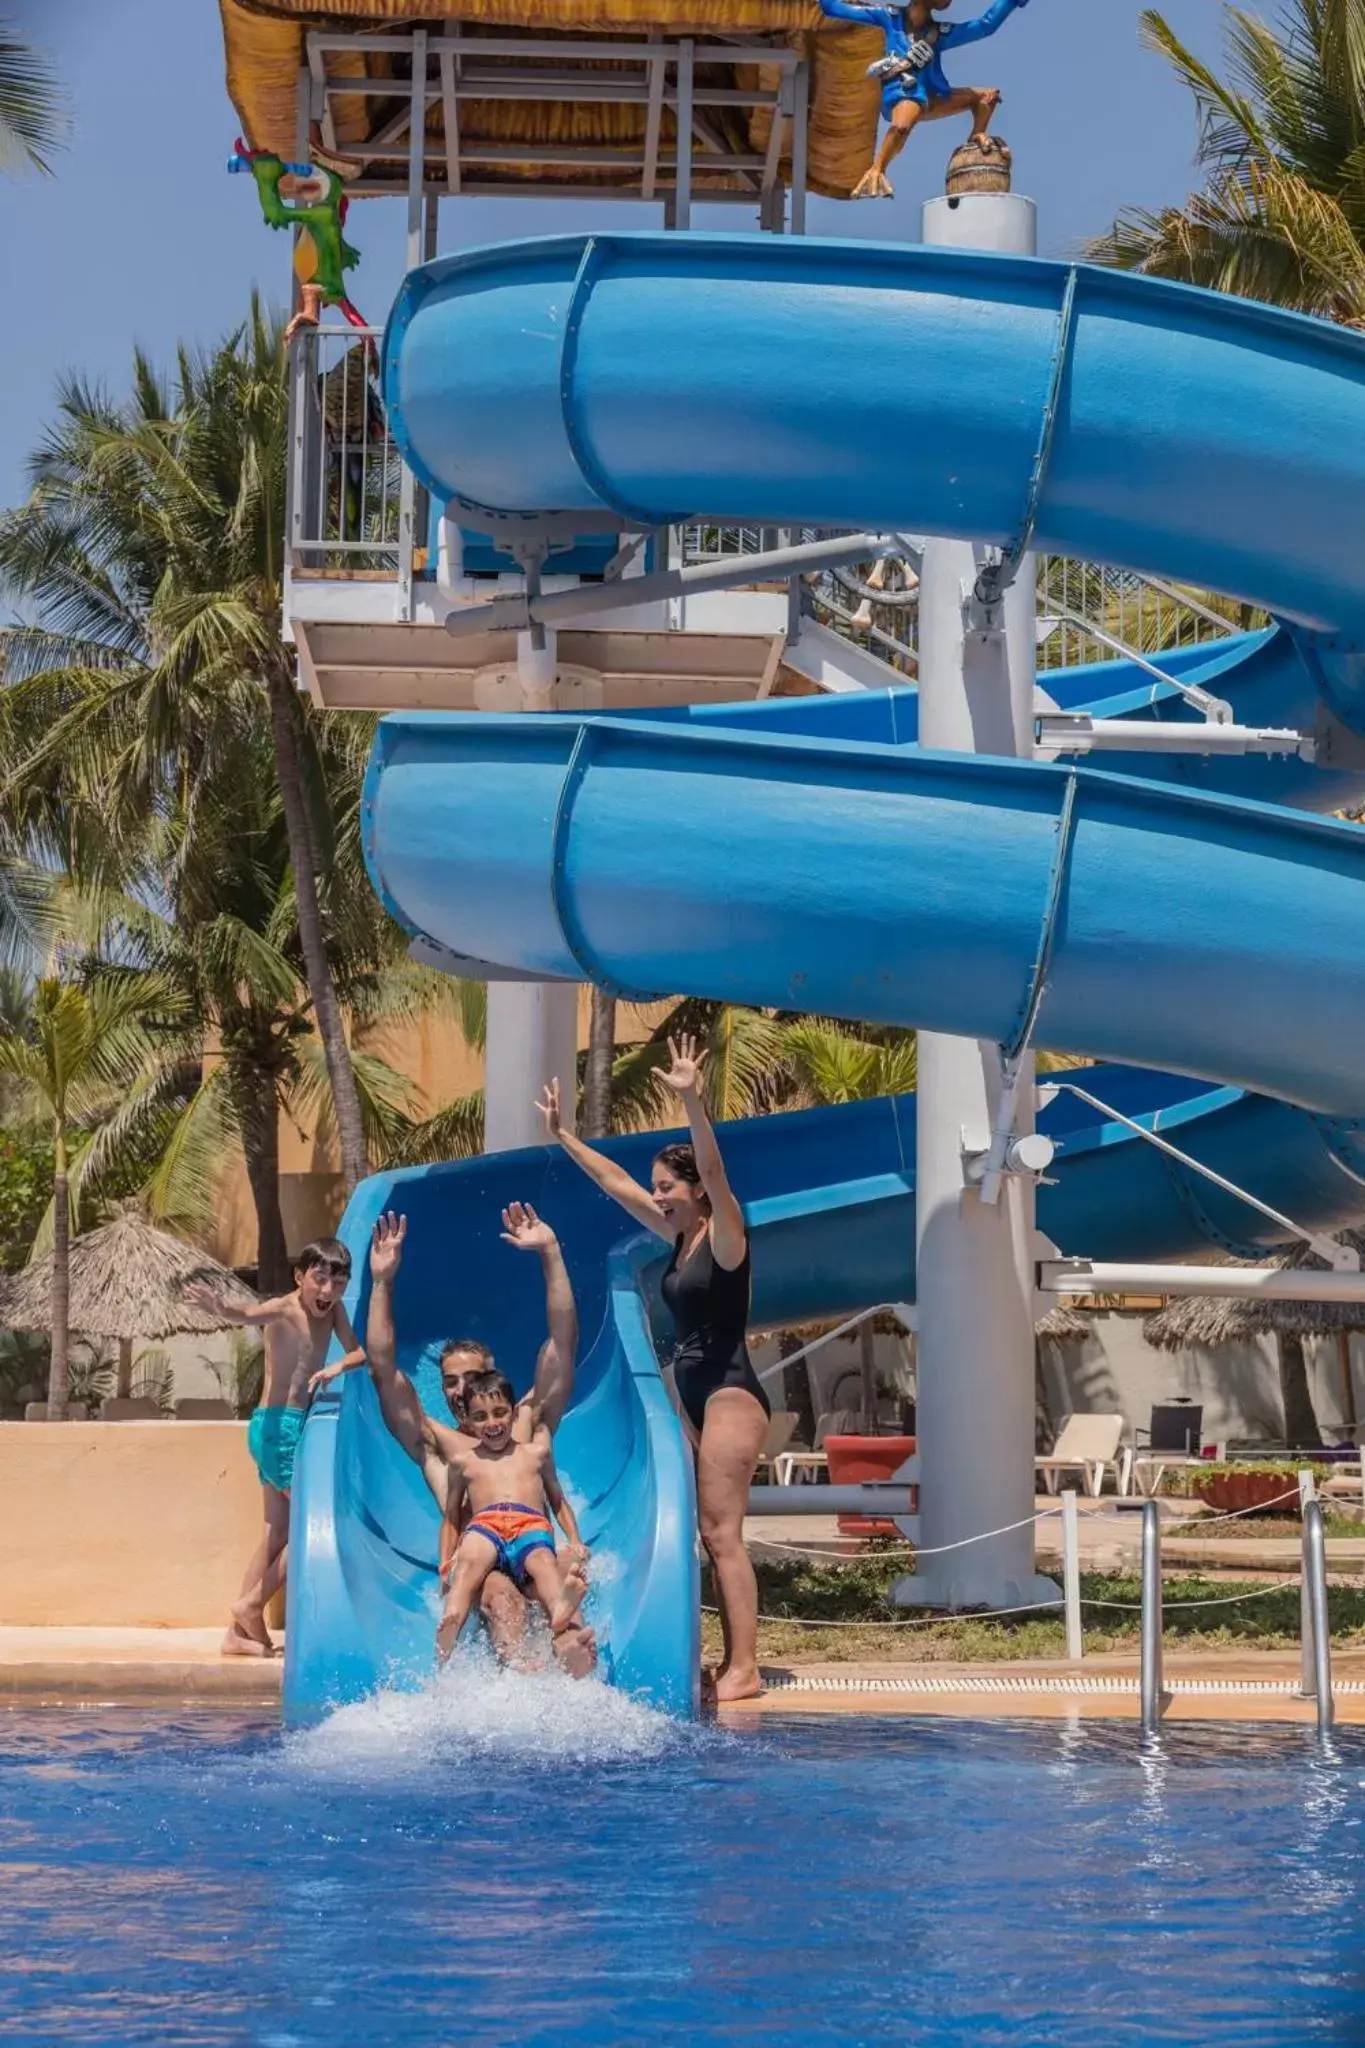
[2, 0, 1225, 513]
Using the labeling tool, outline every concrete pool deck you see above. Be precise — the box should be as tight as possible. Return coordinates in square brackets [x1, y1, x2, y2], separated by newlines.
[744, 1500, 1365, 1577]
[5, 1628, 1365, 1723]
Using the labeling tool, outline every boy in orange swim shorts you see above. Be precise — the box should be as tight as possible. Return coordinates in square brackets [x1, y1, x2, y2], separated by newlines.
[435, 1369, 588, 1664]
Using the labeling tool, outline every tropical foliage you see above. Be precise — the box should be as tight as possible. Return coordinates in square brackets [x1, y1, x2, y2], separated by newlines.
[0, 303, 371, 1195]
[0, 317, 468, 1311]
[1088, 3, 1365, 326]
[0, 18, 63, 176]
[0, 974, 192, 1414]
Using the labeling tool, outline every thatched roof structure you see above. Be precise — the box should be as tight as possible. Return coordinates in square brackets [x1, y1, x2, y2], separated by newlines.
[1036, 1303, 1092, 1344]
[220, 0, 882, 202]
[1143, 1232, 1365, 1351]
[0, 1210, 259, 1341]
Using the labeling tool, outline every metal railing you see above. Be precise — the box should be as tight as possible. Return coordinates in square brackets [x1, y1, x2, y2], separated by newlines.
[1037, 557, 1249, 669]
[282, 438, 1255, 683]
[288, 325, 407, 573]
[1137, 1476, 1336, 1741]
[674, 526, 1247, 680]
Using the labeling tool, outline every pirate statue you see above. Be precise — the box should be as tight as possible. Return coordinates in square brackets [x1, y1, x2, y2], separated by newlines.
[819, 0, 1032, 199]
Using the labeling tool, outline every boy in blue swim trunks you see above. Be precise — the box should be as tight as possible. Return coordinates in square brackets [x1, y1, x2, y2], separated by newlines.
[435, 1369, 588, 1665]
[185, 1239, 364, 1657]
[819, 0, 1032, 198]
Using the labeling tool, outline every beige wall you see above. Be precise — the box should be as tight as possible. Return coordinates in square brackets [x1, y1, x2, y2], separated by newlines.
[202, 997, 671, 1269]
[0, 1422, 263, 1626]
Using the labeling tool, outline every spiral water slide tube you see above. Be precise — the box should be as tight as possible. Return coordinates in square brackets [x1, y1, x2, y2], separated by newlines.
[283, 234, 1365, 1723]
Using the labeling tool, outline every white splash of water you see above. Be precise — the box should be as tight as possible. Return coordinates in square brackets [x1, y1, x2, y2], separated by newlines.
[284, 1653, 700, 1775]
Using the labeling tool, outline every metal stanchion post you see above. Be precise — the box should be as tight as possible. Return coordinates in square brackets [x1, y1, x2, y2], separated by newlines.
[1139, 1499, 1168, 1736]
[1061, 1490, 1082, 1661]
[1299, 1465, 1317, 1698]
[1301, 1497, 1335, 1734]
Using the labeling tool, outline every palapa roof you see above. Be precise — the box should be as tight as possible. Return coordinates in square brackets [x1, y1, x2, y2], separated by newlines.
[1143, 1232, 1365, 1350]
[220, 0, 881, 201]
[1036, 1303, 1092, 1344]
[0, 1210, 260, 1341]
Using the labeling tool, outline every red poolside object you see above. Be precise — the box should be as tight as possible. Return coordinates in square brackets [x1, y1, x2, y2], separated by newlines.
[825, 1435, 917, 1536]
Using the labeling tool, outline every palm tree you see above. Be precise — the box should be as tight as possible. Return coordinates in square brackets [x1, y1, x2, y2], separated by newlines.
[581, 990, 617, 1140]
[783, 1017, 919, 1105]
[0, 20, 63, 176]
[43, 719, 422, 1289]
[0, 973, 189, 1415]
[1087, 4, 1365, 325]
[0, 307, 370, 1193]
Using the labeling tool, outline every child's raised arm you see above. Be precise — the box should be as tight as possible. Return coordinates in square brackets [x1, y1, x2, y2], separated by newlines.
[183, 1281, 291, 1329]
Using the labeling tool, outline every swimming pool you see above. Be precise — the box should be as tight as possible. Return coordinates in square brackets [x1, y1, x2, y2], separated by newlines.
[2, 1669, 1363, 2046]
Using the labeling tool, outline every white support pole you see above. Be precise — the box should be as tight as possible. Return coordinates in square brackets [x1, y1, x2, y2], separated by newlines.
[897, 189, 1056, 1612]
[481, 626, 582, 1155]
[484, 982, 579, 1152]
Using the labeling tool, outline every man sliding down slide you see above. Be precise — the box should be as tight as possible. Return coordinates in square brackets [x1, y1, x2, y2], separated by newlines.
[818, 0, 1032, 199]
[314, 1206, 596, 1677]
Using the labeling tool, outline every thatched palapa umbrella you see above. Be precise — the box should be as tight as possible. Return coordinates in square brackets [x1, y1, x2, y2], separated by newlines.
[1036, 1303, 1093, 1344]
[0, 1207, 259, 1400]
[1034, 1302, 1094, 1449]
[1143, 1232, 1365, 1449]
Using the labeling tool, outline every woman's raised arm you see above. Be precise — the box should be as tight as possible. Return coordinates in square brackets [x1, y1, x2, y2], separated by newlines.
[536, 1077, 673, 1240]
[658, 1036, 747, 1271]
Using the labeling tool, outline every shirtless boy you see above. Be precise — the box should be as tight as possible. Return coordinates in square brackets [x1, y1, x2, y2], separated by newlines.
[435, 1370, 588, 1663]
[186, 1239, 363, 1657]
[315, 1204, 596, 1676]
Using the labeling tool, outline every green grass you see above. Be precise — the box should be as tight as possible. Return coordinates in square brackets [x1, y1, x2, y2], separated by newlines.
[701, 1549, 1365, 1666]
[1172, 1512, 1364, 1542]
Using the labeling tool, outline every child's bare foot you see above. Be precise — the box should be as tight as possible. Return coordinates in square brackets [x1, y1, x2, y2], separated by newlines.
[714, 1666, 764, 1704]
[549, 1558, 588, 1635]
[222, 1602, 274, 1657]
[553, 1623, 597, 1680]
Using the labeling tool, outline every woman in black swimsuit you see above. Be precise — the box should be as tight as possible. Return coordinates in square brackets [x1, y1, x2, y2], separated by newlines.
[537, 1035, 769, 1703]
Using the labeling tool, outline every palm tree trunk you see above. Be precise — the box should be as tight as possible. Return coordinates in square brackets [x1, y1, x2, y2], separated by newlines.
[264, 666, 366, 1195]
[46, 1140, 69, 1420]
[235, 1067, 291, 1294]
[581, 990, 617, 1140]
[1278, 1331, 1324, 1450]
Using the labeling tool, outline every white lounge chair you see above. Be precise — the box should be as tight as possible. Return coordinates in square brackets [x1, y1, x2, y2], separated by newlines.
[773, 1408, 861, 1487]
[1035, 1413, 1130, 1499]
[755, 1410, 799, 1483]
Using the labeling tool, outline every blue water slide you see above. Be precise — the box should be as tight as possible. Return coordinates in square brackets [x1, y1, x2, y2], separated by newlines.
[384, 232, 1365, 640]
[283, 234, 1365, 1722]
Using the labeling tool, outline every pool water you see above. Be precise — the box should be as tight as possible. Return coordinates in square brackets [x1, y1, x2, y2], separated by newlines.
[3, 1668, 1365, 2046]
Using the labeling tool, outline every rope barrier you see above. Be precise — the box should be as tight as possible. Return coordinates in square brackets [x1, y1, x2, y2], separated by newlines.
[704, 1599, 1066, 1631]
[1081, 1577, 1302, 1613]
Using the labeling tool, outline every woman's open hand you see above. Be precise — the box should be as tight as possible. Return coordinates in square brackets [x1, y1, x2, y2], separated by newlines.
[659, 1033, 707, 1098]
[535, 1077, 564, 1140]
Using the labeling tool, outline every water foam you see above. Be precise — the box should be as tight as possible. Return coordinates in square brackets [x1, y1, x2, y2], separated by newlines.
[284, 1654, 703, 1775]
